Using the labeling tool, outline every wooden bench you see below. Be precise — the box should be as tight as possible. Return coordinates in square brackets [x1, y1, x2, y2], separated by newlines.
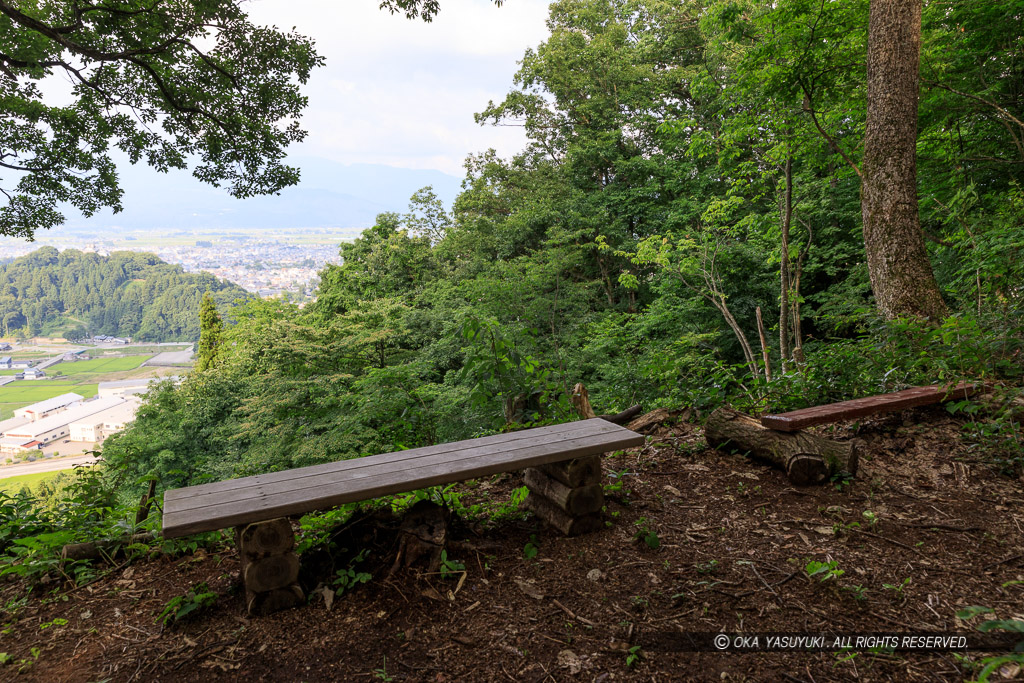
[706, 382, 986, 486]
[760, 381, 984, 432]
[162, 418, 644, 614]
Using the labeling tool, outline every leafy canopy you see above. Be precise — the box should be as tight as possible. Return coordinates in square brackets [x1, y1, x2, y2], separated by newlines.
[0, 0, 326, 238]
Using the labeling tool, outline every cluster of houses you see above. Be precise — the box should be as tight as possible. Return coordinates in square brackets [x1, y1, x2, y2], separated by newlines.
[0, 392, 141, 458]
[0, 356, 44, 380]
[92, 335, 130, 344]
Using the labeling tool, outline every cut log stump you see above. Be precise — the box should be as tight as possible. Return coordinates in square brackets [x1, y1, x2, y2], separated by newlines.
[523, 455, 606, 536]
[242, 553, 300, 594]
[705, 407, 861, 486]
[538, 455, 601, 488]
[246, 583, 304, 617]
[237, 517, 295, 560]
[521, 493, 604, 536]
[389, 500, 448, 576]
[524, 468, 603, 516]
[235, 518, 303, 615]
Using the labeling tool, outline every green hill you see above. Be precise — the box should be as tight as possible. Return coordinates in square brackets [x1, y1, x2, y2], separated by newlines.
[0, 248, 249, 341]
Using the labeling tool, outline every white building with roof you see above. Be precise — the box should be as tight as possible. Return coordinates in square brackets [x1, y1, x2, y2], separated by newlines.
[0, 436, 42, 456]
[98, 376, 180, 398]
[4, 396, 128, 446]
[0, 413, 31, 450]
[70, 397, 141, 442]
[14, 393, 85, 421]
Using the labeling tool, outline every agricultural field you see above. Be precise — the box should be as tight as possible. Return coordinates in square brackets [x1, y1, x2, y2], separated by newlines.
[0, 470, 60, 495]
[114, 344, 191, 355]
[0, 381, 99, 420]
[51, 355, 151, 377]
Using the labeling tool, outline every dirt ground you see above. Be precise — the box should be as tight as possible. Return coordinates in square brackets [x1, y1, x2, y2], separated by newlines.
[1, 406, 1022, 682]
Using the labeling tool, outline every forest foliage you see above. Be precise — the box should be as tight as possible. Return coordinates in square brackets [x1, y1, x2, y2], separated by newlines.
[0, 247, 248, 341]
[96, 0, 1024, 493]
[3, 0, 1024, 545]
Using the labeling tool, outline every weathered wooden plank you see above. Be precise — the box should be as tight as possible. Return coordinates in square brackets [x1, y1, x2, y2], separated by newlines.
[163, 419, 643, 538]
[164, 419, 604, 503]
[165, 427, 640, 535]
[760, 382, 982, 432]
[168, 420, 624, 511]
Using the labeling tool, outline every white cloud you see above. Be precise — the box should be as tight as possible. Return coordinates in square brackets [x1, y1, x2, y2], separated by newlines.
[244, 0, 552, 175]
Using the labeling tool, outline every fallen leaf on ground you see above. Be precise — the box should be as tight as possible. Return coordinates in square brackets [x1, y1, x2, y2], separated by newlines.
[515, 580, 545, 600]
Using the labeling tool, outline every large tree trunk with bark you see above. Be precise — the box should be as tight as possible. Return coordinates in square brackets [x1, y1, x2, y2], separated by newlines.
[861, 0, 946, 320]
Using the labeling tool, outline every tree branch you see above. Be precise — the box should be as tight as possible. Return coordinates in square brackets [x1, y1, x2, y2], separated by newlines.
[799, 84, 861, 177]
[923, 79, 1024, 132]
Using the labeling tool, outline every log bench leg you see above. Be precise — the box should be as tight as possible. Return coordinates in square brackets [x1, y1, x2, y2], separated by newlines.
[234, 518, 304, 616]
[522, 456, 605, 536]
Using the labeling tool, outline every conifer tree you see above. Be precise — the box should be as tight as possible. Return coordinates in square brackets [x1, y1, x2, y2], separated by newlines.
[196, 293, 223, 372]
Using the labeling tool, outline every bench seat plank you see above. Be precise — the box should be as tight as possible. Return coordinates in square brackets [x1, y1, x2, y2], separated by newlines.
[760, 382, 981, 432]
[162, 418, 643, 538]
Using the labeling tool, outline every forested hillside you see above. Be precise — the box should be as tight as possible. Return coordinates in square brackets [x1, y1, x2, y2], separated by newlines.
[0, 248, 249, 341]
[2, 1, 1024, 679]
[101, 0, 1023, 489]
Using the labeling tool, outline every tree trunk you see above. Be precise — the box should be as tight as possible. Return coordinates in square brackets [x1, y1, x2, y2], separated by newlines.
[779, 155, 793, 371]
[861, 0, 946, 320]
[756, 306, 772, 382]
[704, 408, 861, 485]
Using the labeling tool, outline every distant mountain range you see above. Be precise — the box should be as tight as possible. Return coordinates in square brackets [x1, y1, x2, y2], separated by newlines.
[60, 157, 463, 232]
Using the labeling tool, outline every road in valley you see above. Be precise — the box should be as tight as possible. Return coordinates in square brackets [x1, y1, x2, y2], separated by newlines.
[0, 455, 98, 480]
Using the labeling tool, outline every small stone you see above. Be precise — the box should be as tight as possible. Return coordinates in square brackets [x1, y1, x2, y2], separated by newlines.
[557, 650, 582, 674]
[586, 569, 604, 582]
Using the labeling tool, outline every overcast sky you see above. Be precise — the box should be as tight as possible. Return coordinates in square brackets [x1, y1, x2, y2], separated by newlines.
[245, 0, 552, 177]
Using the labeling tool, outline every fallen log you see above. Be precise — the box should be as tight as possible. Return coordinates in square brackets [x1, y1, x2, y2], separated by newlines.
[627, 408, 676, 433]
[61, 532, 156, 562]
[599, 404, 643, 426]
[705, 408, 861, 485]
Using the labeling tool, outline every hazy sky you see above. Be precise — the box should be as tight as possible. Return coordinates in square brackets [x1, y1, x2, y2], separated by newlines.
[244, 0, 552, 176]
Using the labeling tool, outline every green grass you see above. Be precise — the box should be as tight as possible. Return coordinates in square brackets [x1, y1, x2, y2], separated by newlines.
[118, 345, 191, 355]
[50, 356, 150, 377]
[0, 382, 99, 420]
[0, 470, 62, 494]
